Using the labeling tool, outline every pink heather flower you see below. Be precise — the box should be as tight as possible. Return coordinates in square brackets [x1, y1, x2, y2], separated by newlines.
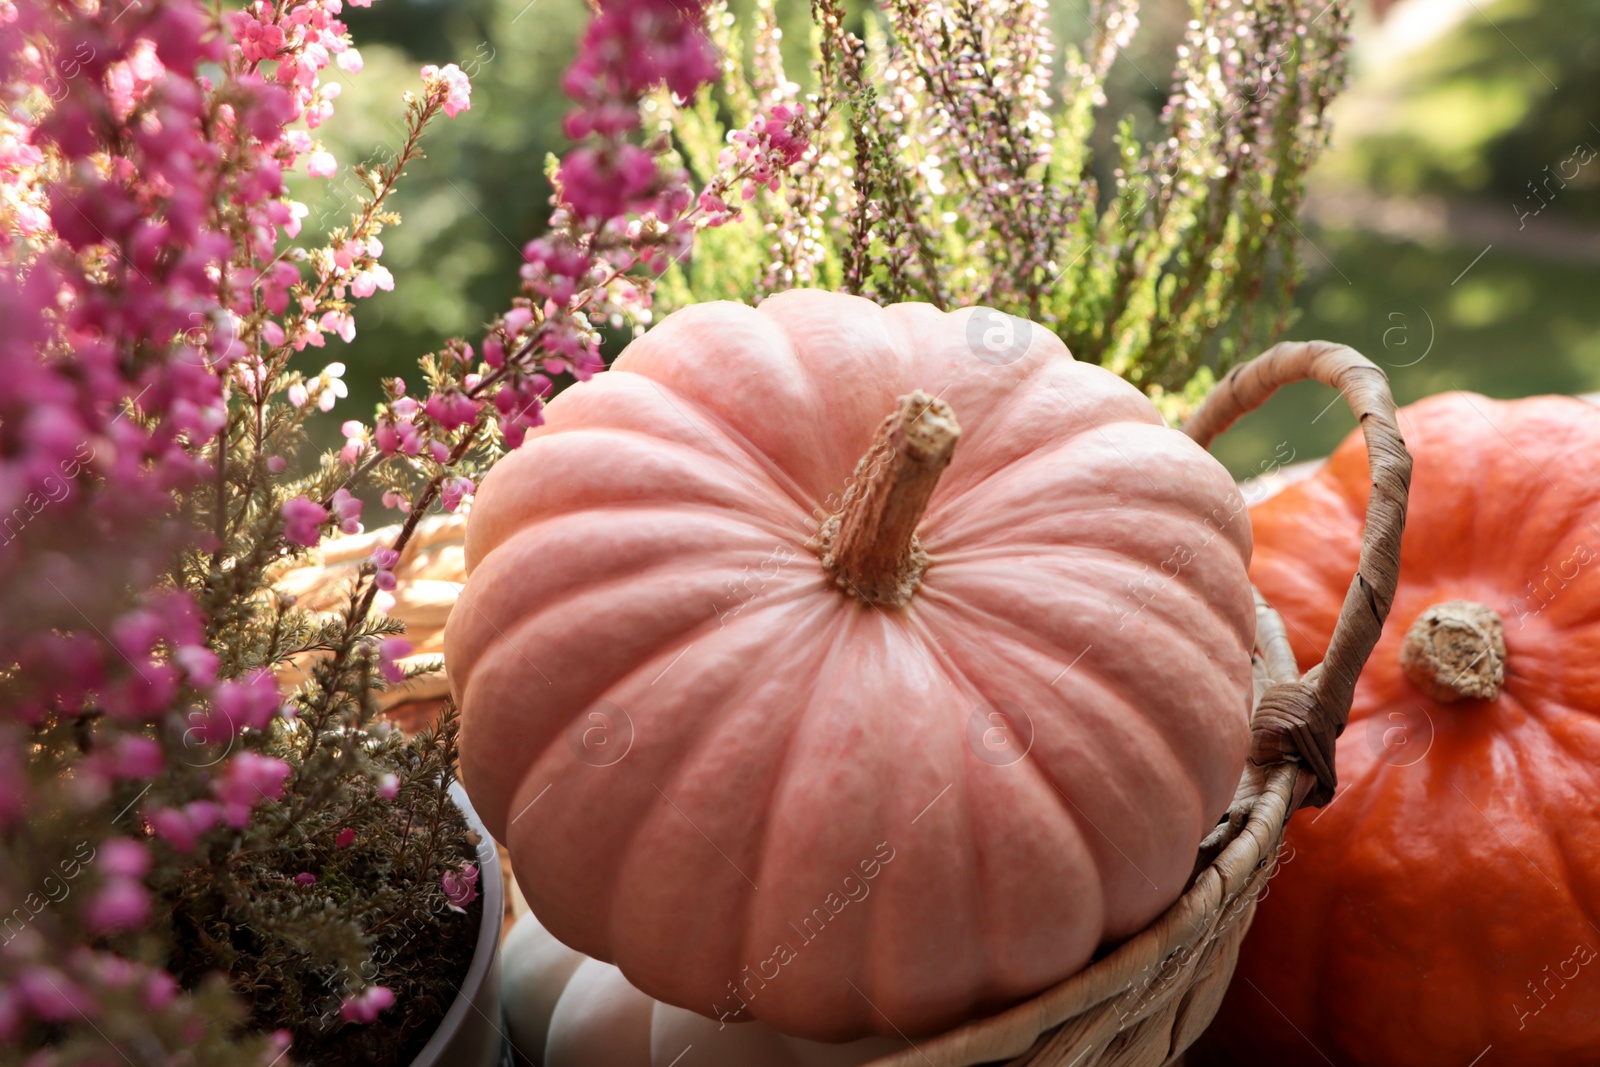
[294, 871, 318, 886]
[282, 199, 310, 239]
[374, 414, 421, 457]
[214, 751, 293, 828]
[725, 103, 811, 196]
[502, 305, 534, 335]
[341, 985, 395, 1025]
[339, 420, 368, 465]
[698, 189, 734, 226]
[282, 496, 328, 546]
[336, 827, 356, 848]
[143, 971, 178, 1012]
[378, 637, 411, 684]
[349, 263, 395, 299]
[371, 545, 400, 591]
[424, 391, 481, 432]
[376, 773, 400, 800]
[226, 10, 287, 64]
[149, 800, 222, 853]
[319, 310, 356, 344]
[337, 48, 364, 74]
[175, 644, 220, 685]
[86, 879, 150, 934]
[441, 862, 480, 912]
[110, 735, 164, 779]
[330, 487, 362, 534]
[16, 966, 93, 1022]
[262, 260, 301, 315]
[211, 671, 282, 734]
[440, 476, 475, 513]
[381, 489, 412, 514]
[421, 63, 472, 118]
[266, 454, 288, 473]
[101, 838, 152, 879]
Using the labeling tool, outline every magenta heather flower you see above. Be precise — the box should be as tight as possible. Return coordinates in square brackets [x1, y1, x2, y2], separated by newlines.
[424, 391, 482, 432]
[149, 801, 222, 854]
[282, 496, 328, 547]
[85, 879, 151, 935]
[441, 862, 479, 912]
[101, 838, 152, 879]
[0, 0, 525, 1055]
[440, 476, 475, 513]
[294, 872, 318, 886]
[210, 671, 282, 735]
[14, 966, 94, 1023]
[370, 545, 400, 591]
[722, 103, 812, 199]
[339, 419, 368, 465]
[213, 752, 293, 828]
[376, 773, 400, 801]
[378, 637, 412, 684]
[109, 735, 165, 779]
[559, 143, 660, 221]
[330, 487, 362, 535]
[340, 985, 395, 1025]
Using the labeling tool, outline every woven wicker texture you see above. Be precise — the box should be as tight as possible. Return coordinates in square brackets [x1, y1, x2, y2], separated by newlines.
[271, 514, 466, 706]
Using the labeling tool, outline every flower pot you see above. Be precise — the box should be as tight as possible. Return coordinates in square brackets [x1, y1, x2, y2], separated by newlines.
[409, 781, 507, 1067]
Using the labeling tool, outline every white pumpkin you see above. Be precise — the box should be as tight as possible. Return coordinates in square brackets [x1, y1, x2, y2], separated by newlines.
[503, 913, 907, 1067]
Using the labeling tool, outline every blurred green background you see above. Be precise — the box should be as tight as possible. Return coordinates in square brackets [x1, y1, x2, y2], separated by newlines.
[311, 0, 1600, 478]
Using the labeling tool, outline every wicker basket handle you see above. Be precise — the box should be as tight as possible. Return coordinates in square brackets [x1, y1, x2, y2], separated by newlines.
[1183, 341, 1412, 808]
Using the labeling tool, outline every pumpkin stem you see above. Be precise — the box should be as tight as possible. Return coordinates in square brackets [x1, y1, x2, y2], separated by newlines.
[1399, 601, 1506, 703]
[814, 391, 960, 606]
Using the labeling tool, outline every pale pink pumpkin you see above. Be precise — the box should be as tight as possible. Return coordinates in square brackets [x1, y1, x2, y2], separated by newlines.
[445, 289, 1254, 1041]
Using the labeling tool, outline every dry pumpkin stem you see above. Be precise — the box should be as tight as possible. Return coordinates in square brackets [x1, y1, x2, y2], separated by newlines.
[814, 390, 960, 606]
[1399, 600, 1507, 703]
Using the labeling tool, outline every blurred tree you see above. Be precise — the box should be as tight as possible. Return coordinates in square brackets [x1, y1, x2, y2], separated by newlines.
[1330, 0, 1600, 222]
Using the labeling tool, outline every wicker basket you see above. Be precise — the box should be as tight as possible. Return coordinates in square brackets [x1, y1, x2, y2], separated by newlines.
[277, 341, 1410, 1067]
[272, 513, 468, 708]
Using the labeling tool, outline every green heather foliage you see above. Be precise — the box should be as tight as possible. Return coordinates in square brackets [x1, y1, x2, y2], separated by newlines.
[660, 0, 1352, 409]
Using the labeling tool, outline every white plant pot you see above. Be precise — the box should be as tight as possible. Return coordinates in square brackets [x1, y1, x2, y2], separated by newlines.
[409, 781, 507, 1067]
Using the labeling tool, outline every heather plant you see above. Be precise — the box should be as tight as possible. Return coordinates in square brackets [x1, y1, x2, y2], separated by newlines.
[660, 0, 1354, 411]
[0, 0, 807, 1063]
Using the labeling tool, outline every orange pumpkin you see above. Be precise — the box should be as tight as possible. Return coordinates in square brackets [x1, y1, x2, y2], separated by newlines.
[1205, 392, 1600, 1066]
[445, 289, 1256, 1040]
